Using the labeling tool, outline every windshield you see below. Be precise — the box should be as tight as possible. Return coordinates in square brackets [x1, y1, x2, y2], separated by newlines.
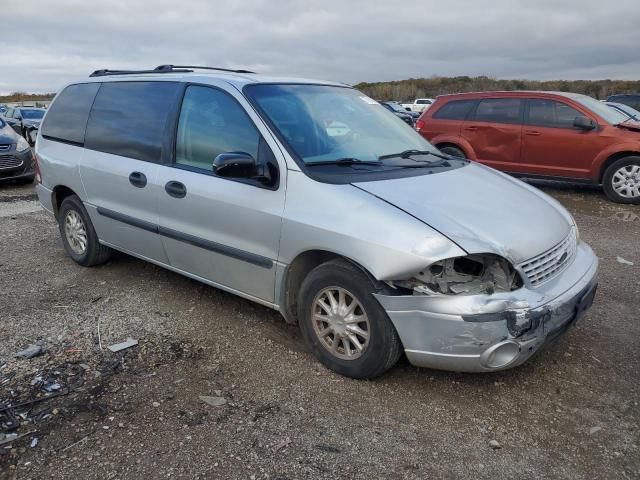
[244, 84, 439, 165]
[573, 95, 628, 124]
[609, 103, 640, 120]
[20, 109, 45, 120]
[383, 102, 405, 113]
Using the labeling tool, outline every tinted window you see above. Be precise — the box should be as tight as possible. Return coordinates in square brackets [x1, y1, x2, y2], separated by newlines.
[433, 100, 477, 120]
[175, 86, 259, 170]
[416, 99, 431, 105]
[473, 99, 522, 124]
[527, 99, 583, 128]
[85, 81, 180, 163]
[42, 83, 100, 144]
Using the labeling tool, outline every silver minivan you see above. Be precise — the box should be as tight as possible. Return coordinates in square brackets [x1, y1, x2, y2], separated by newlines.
[35, 65, 598, 378]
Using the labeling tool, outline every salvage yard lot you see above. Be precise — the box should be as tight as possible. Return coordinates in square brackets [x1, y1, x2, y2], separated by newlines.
[1, 182, 639, 479]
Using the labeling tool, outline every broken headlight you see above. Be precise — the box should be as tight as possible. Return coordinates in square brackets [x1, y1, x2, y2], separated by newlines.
[393, 254, 523, 296]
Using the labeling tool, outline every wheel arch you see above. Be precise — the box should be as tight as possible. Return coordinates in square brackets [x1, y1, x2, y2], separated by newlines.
[598, 151, 640, 183]
[278, 250, 378, 324]
[432, 136, 477, 160]
[51, 185, 79, 219]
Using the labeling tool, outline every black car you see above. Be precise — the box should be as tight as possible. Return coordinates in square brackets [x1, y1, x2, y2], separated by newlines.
[2, 107, 45, 144]
[606, 94, 640, 111]
[379, 101, 415, 126]
[0, 116, 35, 184]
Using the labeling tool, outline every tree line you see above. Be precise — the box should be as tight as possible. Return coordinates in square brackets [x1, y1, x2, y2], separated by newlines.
[0, 92, 55, 103]
[353, 76, 640, 102]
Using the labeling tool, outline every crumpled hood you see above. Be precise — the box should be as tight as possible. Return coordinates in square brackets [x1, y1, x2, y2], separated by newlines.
[353, 162, 571, 264]
[23, 119, 41, 128]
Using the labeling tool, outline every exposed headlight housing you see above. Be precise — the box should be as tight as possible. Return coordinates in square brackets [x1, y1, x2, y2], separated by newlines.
[392, 254, 523, 296]
[16, 136, 30, 152]
[569, 215, 580, 243]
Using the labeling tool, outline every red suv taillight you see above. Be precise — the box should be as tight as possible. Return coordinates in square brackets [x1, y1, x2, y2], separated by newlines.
[415, 116, 425, 131]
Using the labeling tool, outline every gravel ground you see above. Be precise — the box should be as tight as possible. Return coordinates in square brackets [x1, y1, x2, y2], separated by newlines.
[0, 180, 638, 480]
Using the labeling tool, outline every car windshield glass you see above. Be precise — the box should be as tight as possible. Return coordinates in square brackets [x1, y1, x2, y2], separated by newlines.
[20, 109, 45, 120]
[573, 95, 628, 124]
[383, 102, 404, 113]
[610, 103, 640, 119]
[244, 84, 439, 165]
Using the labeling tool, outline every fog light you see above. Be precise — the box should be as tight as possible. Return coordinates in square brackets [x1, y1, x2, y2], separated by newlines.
[481, 341, 520, 369]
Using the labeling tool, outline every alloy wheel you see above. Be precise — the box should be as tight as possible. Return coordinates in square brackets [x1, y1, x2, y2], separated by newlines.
[64, 210, 88, 255]
[311, 287, 370, 360]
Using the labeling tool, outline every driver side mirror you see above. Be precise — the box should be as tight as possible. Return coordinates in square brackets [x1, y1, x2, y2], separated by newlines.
[574, 116, 597, 130]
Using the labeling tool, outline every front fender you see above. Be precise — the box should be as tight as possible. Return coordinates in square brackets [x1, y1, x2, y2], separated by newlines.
[591, 143, 640, 180]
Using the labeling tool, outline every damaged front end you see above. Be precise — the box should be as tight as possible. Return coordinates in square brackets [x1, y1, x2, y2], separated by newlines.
[390, 253, 523, 296]
[375, 243, 599, 373]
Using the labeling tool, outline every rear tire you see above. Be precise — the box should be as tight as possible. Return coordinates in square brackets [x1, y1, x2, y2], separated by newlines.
[297, 259, 403, 379]
[602, 156, 640, 204]
[58, 195, 112, 266]
[438, 145, 466, 158]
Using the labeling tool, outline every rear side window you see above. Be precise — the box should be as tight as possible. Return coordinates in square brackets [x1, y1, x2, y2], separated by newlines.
[433, 100, 477, 120]
[526, 99, 583, 128]
[472, 99, 522, 124]
[85, 81, 181, 163]
[41, 83, 100, 144]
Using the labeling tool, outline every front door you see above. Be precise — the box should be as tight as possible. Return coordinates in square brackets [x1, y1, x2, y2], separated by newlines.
[461, 98, 523, 171]
[155, 84, 286, 304]
[520, 98, 604, 179]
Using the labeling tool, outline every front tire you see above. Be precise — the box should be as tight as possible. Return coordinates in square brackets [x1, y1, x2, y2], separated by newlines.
[297, 259, 403, 379]
[603, 156, 640, 204]
[58, 195, 112, 266]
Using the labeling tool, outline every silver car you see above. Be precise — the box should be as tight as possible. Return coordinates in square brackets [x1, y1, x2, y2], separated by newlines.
[34, 65, 598, 378]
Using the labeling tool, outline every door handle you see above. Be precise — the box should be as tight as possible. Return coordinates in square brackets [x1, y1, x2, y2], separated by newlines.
[165, 181, 187, 198]
[129, 171, 147, 188]
[525, 130, 542, 136]
[463, 126, 478, 131]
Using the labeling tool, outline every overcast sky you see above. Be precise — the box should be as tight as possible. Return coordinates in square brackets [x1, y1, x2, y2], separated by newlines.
[2, 0, 639, 94]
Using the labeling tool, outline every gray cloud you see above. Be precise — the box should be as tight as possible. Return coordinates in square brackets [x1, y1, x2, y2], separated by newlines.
[1, 0, 639, 94]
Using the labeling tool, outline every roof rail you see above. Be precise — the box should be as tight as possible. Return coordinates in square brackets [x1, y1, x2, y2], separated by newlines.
[89, 64, 255, 78]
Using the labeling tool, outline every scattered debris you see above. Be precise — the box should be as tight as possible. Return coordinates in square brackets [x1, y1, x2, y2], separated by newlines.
[616, 256, 634, 266]
[252, 403, 280, 422]
[589, 426, 602, 435]
[488, 439, 502, 449]
[15, 343, 44, 359]
[107, 338, 138, 353]
[272, 436, 292, 453]
[199, 395, 227, 407]
[30, 437, 38, 448]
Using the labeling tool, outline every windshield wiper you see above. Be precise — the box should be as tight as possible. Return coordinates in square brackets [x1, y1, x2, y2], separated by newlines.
[378, 149, 451, 161]
[306, 158, 384, 167]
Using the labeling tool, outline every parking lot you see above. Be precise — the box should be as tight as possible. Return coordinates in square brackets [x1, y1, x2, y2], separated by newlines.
[0, 181, 638, 479]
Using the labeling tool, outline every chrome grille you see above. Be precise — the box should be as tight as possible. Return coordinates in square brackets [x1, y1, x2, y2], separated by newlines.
[0, 155, 24, 170]
[519, 229, 577, 286]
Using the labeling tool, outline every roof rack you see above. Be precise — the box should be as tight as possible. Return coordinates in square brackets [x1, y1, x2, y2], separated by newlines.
[89, 64, 256, 77]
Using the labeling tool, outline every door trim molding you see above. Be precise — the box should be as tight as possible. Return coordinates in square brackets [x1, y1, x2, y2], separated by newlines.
[96, 206, 273, 269]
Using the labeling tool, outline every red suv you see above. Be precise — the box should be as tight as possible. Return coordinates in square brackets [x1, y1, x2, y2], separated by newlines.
[416, 91, 640, 203]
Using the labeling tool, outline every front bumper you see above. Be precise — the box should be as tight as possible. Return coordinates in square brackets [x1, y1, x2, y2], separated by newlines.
[0, 147, 35, 182]
[374, 242, 599, 372]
